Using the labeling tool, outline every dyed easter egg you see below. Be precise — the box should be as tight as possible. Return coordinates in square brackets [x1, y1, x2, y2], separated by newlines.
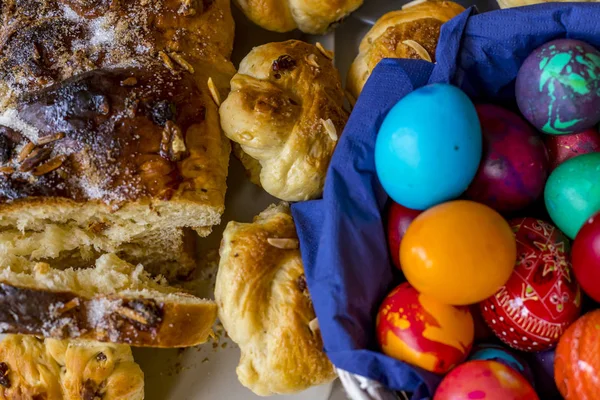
[434, 360, 539, 400]
[480, 218, 582, 352]
[468, 344, 535, 386]
[376, 282, 474, 374]
[375, 84, 482, 210]
[465, 104, 549, 212]
[400, 200, 516, 305]
[545, 128, 600, 170]
[516, 39, 600, 135]
[555, 310, 600, 399]
[387, 202, 421, 269]
[545, 152, 600, 239]
[528, 350, 562, 400]
[572, 212, 600, 302]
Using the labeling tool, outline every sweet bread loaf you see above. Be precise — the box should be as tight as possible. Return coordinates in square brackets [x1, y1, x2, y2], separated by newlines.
[215, 203, 336, 396]
[220, 40, 348, 201]
[0, 225, 197, 280]
[0, 253, 217, 348]
[347, 0, 465, 100]
[0, 334, 144, 400]
[234, 0, 363, 34]
[0, 0, 236, 251]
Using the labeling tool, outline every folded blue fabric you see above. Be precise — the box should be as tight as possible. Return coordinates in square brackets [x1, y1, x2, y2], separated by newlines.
[292, 4, 600, 399]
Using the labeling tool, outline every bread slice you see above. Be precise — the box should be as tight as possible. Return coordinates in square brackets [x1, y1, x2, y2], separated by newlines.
[0, 225, 197, 280]
[0, 254, 216, 348]
[0, 334, 144, 400]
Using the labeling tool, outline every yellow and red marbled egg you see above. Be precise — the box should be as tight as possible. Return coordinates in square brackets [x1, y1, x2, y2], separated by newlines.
[480, 218, 582, 352]
[376, 282, 474, 374]
[434, 360, 539, 400]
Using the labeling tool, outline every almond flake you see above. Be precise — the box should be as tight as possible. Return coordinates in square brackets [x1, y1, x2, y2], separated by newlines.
[306, 54, 320, 68]
[0, 166, 14, 174]
[309, 318, 320, 334]
[17, 142, 35, 162]
[402, 0, 428, 9]
[267, 238, 299, 250]
[116, 306, 149, 325]
[159, 51, 177, 73]
[57, 298, 80, 314]
[316, 42, 333, 60]
[208, 78, 221, 106]
[121, 77, 138, 86]
[402, 40, 432, 62]
[32, 155, 66, 176]
[37, 132, 65, 145]
[321, 118, 338, 141]
[170, 52, 195, 73]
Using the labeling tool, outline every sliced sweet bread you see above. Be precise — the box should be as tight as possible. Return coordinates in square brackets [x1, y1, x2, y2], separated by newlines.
[0, 225, 197, 280]
[0, 254, 216, 348]
[0, 334, 144, 400]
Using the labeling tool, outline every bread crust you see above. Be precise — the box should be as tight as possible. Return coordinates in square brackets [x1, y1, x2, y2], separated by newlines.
[0, 0, 235, 242]
[347, 0, 465, 98]
[215, 203, 336, 396]
[0, 283, 217, 348]
[234, 0, 363, 34]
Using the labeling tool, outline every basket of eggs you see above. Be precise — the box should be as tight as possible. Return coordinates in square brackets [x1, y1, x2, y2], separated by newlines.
[291, 3, 600, 400]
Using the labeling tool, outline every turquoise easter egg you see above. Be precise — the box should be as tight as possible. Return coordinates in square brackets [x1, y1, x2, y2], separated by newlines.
[545, 152, 600, 239]
[375, 84, 482, 210]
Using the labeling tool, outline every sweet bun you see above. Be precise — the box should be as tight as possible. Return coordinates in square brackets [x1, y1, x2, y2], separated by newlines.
[215, 203, 336, 395]
[220, 40, 348, 201]
[234, 0, 364, 34]
[347, 0, 465, 100]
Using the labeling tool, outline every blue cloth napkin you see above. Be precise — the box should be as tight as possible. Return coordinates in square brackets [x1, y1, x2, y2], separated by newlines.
[292, 4, 600, 399]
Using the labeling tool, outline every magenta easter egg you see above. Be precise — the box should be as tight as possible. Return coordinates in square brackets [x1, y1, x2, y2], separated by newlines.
[516, 39, 600, 135]
[387, 202, 421, 269]
[434, 360, 539, 400]
[545, 128, 600, 170]
[465, 104, 548, 212]
[480, 218, 582, 352]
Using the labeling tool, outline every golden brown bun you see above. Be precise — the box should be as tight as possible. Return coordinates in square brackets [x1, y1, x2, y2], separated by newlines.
[215, 203, 336, 396]
[0, 0, 236, 246]
[220, 40, 348, 201]
[0, 335, 144, 400]
[0, 254, 217, 348]
[234, 0, 363, 34]
[347, 0, 465, 99]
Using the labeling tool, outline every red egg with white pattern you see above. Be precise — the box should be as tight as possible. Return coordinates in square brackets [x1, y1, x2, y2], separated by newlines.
[387, 202, 421, 269]
[545, 128, 600, 171]
[480, 218, 582, 352]
[434, 360, 539, 400]
[376, 282, 474, 374]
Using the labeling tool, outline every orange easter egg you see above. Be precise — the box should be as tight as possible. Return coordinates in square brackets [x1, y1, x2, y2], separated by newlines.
[400, 200, 517, 305]
[376, 282, 474, 374]
[555, 310, 600, 399]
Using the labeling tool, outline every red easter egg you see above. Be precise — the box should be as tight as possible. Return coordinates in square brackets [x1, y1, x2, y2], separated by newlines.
[387, 202, 421, 269]
[572, 212, 600, 302]
[376, 282, 474, 374]
[434, 360, 539, 400]
[480, 218, 582, 352]
[545, 128, 600, 171]
[465, 104, 549, 213]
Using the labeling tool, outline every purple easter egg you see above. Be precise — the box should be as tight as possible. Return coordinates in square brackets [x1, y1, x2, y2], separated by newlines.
[465, 104, 549, 212]
[468, 343, 535, 387]
[527, 350, 562, 400]
[516, 39, 600, 135]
